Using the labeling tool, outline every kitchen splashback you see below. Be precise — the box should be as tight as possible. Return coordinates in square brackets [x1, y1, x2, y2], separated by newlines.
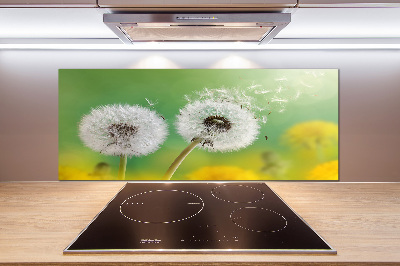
[58, 69, 338, 181]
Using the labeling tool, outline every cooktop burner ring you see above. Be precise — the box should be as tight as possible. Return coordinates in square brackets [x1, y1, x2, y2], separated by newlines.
[119, 189, 204, 224]
[211, 184, 265, 204]
[230, 206, 288, 233]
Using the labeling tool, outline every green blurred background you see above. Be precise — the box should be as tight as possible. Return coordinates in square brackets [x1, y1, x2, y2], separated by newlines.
[59, 69, 338, 181]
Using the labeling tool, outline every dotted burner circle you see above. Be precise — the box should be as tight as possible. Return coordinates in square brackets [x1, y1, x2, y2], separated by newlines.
[230, 207, 287, 233]
[120, 190, 204, 224]
[211, 185, 264, 204]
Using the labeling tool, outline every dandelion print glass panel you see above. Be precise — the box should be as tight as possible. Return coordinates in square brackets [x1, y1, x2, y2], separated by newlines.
[59, 69, 339, 181]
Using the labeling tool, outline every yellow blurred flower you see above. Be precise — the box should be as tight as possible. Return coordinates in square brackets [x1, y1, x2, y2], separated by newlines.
[185, 165, 262, 180]
[307, 160, 338, 180]
[283, 120, 338, 150]
[59, 164, 115, 180]
[59, 166, 91, 180]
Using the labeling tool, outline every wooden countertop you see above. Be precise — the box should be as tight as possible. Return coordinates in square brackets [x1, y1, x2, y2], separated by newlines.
[0, 182, 399, 265]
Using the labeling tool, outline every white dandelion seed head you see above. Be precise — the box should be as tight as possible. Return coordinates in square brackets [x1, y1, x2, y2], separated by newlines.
[79, 104, 168, 157]
[185, 86, 270, 124]
[176, 99, 260, 153]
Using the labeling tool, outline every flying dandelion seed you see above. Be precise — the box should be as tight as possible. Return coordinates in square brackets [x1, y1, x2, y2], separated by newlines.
[297, 70, 330, 96]
[247, 82, 262, 90]
[145, 98, 158, 108]
[300, 81, 314, 88]
[79, 104, 168, 180]
[254, 89, 271, 95]
[275, 76, 288, 81]
[294, 90, 302, 100]
[271, 97, 288, 103]
[305, 71, 325, 78]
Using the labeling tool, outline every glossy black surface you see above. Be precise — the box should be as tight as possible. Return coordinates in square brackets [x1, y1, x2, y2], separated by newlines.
[65, 183, 335, 253]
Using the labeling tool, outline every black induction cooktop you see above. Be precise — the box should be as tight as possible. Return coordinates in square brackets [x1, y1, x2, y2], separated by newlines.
[64, 182, 336, 254]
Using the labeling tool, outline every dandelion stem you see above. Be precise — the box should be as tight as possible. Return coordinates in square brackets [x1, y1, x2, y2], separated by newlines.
[163, 137, 203, 180]
[118, 155, 127, 180]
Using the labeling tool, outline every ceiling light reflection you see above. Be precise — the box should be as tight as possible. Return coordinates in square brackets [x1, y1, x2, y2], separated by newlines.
[130, 55, 180, 69]
[210, 55, 260, 69]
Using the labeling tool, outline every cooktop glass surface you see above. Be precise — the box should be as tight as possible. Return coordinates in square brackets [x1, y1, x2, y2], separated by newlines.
[64, 182, 336, 254]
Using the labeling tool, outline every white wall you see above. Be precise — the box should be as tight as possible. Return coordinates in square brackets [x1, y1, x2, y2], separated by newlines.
[0, 49, 399, 182]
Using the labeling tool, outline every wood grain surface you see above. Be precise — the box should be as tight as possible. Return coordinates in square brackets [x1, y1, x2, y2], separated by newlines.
[0, 182, 399, 265]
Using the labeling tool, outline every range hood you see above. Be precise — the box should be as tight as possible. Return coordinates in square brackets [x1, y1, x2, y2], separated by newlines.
[104, 13, 291, 45]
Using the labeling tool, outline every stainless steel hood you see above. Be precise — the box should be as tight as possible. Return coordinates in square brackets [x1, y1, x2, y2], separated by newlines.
[103, 13, 291, 45]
